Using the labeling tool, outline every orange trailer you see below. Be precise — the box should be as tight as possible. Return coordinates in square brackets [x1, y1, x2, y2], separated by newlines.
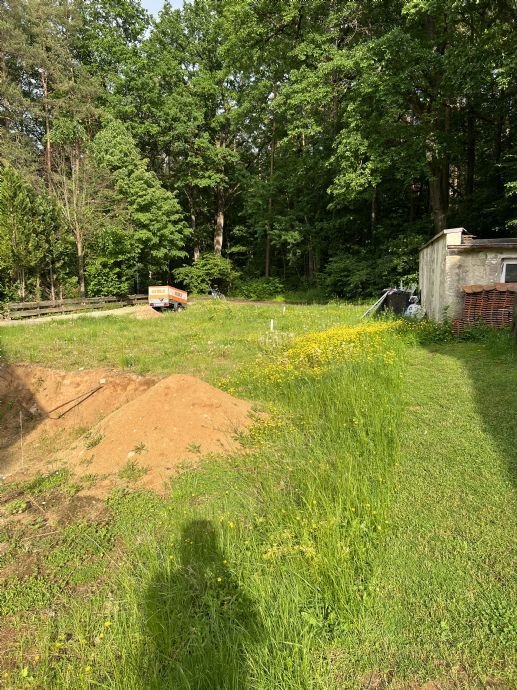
[148, 285, 188, 311]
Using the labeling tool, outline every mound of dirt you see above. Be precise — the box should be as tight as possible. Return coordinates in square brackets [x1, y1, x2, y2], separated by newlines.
[70, 375, 252, 491]
[0, 365, 157, 475]
[131, 305, 163, 320]
[1, 365, 252, 494]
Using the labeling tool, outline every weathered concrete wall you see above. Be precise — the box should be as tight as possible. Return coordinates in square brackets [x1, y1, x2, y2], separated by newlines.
[419, 234, 447, 321]
[419, 229, 465, 320]
[444, 249, 517, 319]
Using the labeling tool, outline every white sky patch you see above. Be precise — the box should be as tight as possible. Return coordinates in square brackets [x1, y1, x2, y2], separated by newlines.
[141, 0, 185, 17]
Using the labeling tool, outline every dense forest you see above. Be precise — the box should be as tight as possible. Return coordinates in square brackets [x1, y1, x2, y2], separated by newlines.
[1, 0, 516, 302]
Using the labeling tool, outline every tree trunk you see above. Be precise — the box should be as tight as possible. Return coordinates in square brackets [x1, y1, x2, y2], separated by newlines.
[49, 261, 56, 302]
[265, 234, 271, 278]
[494, 115, 504, 197]
[466, 106, 476, 200]
[265, 115, 276, 278]
[42, 69, 52, 190]
[370, 186, 378, 240]
[307, 241, 315, 279]
[191, 205, 200, 261]
[18, 268, 25, 301]
[409, 180, 420, 223]
[429, 157, 449, 233]
[214, 188, 224, 255]
[77, 237, 86, 298]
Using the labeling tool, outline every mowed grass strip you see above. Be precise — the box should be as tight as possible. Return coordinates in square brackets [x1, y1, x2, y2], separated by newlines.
[343, 341, 517, 688]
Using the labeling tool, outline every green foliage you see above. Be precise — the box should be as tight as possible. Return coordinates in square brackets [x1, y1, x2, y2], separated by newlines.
[234, 277, 285, 300]
[2, 0, 516, 305]
[400, 318, 513, 346]
[0, 166, 45, 299]
[84, 432, 103, 449]
[93, 119, 189, 274]
[0, 576, 57, 616]
[323, 233, 423, 299]
[118, 460, 148, 482]
[174, 253, 241, 294]
[85, 259, 132, 297]
[3, 498, 29, 516]
[22, 469, 71, 496]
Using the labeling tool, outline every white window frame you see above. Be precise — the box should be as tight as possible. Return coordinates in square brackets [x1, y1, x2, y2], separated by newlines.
[501, 258, 517, 283]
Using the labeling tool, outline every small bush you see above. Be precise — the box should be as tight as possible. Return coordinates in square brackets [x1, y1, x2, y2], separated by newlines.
[174, 253, 241, 294]
[398, 318, 506, 345]
[322, 233, 423, 299]
[282, 286, 327, 303]
[85, 432, 103, 449]
[0, 576, 57, 615]
[234, 277, 285, 301]
[85, 259, 132, 297]
[23, 469, 71, 496]
[4, 498, 29, 516]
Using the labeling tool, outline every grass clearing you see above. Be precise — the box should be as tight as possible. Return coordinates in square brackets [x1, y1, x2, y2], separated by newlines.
[0, 302, 361, 381]
[0, 303, 515, 688]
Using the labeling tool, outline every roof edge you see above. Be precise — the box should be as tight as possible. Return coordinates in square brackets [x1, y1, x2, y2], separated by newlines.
[420, 228, 469, 252]
[449, 241, 517, 251]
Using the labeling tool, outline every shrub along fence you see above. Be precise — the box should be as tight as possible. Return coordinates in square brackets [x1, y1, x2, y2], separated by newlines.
[1, 295, 148, 320]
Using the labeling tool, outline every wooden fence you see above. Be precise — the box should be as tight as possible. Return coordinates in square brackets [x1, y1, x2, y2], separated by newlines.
[1, 294, 148, 320]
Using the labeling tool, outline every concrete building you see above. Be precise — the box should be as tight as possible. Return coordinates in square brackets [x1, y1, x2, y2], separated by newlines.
[419, 228, 517, 321]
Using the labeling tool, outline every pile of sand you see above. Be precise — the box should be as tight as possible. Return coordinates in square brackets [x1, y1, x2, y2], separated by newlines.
[131, 305, 164, 320]
[0, 366, 252, 493]
[70, 375, 251, 491]
[0, 365, 156, 454]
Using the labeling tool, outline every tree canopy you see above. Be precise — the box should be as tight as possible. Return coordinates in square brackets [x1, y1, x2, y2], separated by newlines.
[1, 0, 516, 300]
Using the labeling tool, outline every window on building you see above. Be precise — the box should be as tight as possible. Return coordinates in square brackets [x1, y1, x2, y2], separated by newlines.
[502, 260, 517, 283]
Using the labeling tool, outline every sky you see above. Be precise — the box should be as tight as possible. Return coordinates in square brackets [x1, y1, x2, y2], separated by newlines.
[141, 0, 183, 17]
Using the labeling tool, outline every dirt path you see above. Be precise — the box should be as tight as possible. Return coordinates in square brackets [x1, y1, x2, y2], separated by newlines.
[0, 299, 310, 327]
[0, 304, 162, 326]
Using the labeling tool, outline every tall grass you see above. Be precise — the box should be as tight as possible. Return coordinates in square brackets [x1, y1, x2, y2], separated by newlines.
[16, 324, 404, 689]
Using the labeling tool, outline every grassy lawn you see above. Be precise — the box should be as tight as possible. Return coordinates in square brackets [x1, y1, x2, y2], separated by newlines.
[0, 302, 361, 381]
[0, 304, 515, 689]
[347, 343, 517, 687]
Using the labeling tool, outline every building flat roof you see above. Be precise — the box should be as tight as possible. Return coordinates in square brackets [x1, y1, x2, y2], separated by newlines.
[420, 228, 468, 251]
[449, 239, 517, 250]
[420, 228, 517, 252]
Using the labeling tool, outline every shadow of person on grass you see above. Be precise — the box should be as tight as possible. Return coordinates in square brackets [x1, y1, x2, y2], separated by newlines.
[141, 519, 261, 690]
[448, 337, 517, 492]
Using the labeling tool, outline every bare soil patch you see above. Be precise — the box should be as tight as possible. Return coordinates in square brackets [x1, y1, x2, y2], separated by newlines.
[68, 374, 252, 492]
[0, 364, 157, 477]
[0, 365, 252, 494]
[131, 305, 164, 320]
